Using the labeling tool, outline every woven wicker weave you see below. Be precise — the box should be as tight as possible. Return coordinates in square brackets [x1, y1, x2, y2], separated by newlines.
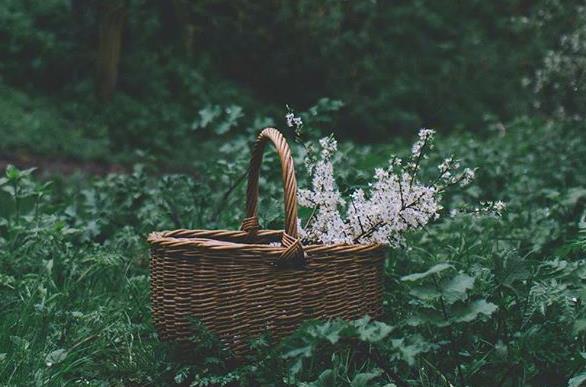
[148, 128, 386, 356]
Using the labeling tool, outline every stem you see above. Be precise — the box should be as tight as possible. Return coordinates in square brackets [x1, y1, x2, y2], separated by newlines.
[353, 220, 384, 243]
[212, 167, 249, 222]
[432, 275, 466, 387]
[13, 179, 19, 224]
[304, 204, 319, 230]
[421, 356, 457, 387]
[409, 135, 430, 189]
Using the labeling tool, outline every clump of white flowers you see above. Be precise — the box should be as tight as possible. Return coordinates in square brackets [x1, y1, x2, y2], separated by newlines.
[298, 129, 483, 246]
[286, 112, 303, 129]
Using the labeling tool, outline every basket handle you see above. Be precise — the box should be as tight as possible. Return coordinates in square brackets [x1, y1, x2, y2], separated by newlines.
[241, 128, 305, 265]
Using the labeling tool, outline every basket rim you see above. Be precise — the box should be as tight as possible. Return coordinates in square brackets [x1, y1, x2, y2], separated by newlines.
[147, 228, 385, 255]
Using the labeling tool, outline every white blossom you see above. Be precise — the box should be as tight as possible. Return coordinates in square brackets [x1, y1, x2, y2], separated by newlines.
[286, 112, 303, 128]
[411, 129, 435, 159]
[298, 128, 488, 246]
[460, 168, 476, 186]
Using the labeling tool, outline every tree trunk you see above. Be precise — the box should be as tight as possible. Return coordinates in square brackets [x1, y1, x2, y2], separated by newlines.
[171, 0, 195, 56]
[96, 1, 126, 101]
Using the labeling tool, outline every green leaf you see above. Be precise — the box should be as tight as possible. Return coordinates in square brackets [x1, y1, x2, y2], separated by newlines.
[289, 358, 304, 378]
[0, 353, 6, 362]
[355, 320, 393, 343]
[309, 321, 344, 344]
[401, 263, 454, 282]
[350, 369, 381, 387]
[574, 319, 586, 334]
[45, 349, 67, 366]
[283, 345, 313, 359]
[441, 273, 475, 304]
[195, 105, 221, 129]
[568, 370, 586, 387]
[391, 335, 436, 366]
[409, 284, 441, 300]
[451, 299, 498, 323]
[224, 105, 243, 123]
[5, 164, 19, 180]
[2, 185, 16, 196]
[564, 187, 586, 207]
[406, 308, 448, 327]
[308, 369, 335, 386]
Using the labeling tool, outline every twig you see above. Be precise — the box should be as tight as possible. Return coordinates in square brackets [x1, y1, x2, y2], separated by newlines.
[212, 167, 249, 222]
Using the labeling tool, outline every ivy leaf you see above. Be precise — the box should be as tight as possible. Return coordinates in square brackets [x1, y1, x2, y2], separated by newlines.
[451, 299, 498, 323]
[441, 273, 475, 304]
[350, 369, 381, 387]
[401, 263, 454, 282]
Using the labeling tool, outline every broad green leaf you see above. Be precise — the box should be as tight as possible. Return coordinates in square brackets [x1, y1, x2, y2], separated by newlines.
[45, 349, 67, 366]
[406, 308, 448, 327]
[409, 284, 441, 300]
[401, 263, 454, 282]
[391, 335, 436, 366]
[2, 185, 16, 196]
[356, 321, 393, 343]
[568, 370, 586, 387]
[309, 321, 344, 344]
[441, 273, 475, 304]
[451, 299, 498, 323]
[351, 369, 381, 387]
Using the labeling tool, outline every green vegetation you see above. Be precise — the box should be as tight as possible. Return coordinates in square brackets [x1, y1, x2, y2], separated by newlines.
[0, 0, 585, 386]
[1, 120, 585, 385]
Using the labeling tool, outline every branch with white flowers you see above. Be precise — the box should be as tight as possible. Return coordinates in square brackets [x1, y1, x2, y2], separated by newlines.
[296, 128, 499, 246]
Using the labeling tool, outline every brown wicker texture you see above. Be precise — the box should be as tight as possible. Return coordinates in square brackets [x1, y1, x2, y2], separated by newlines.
[148, 128, 386, 356]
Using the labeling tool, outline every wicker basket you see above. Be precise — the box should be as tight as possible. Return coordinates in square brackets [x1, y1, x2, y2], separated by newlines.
[148, 128, 386, 355]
